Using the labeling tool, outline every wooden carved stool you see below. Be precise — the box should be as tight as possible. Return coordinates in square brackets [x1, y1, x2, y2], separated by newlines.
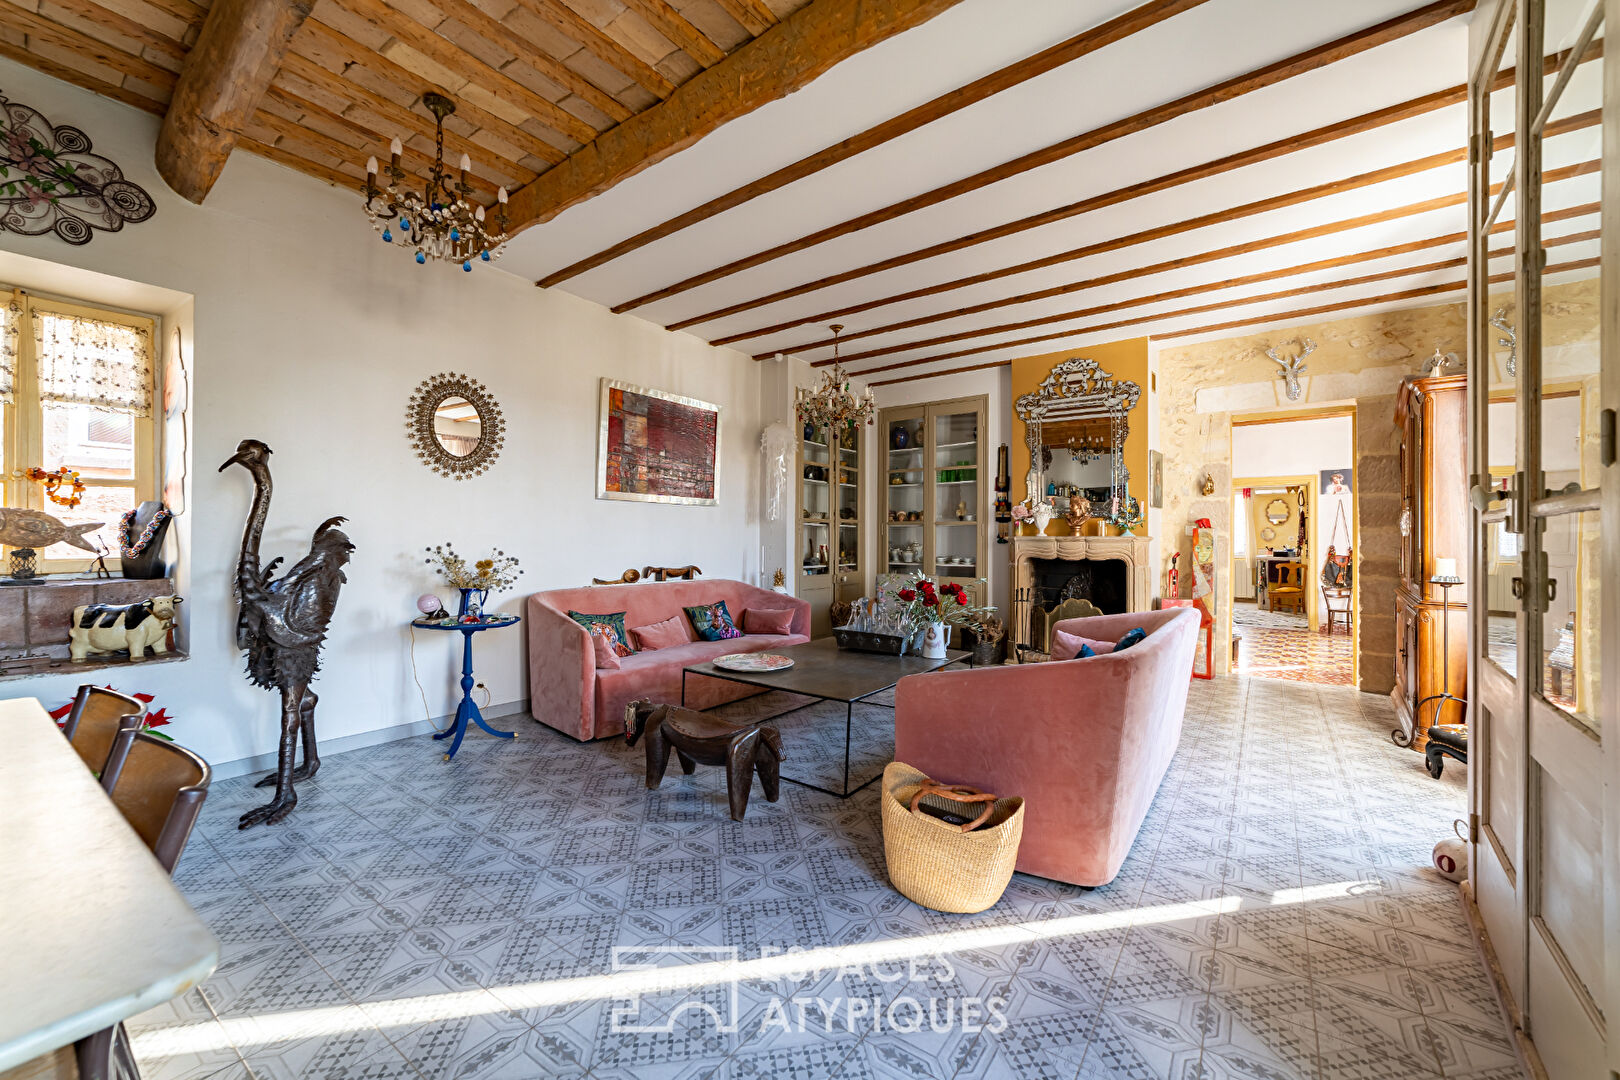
[624, 700, 782, 821]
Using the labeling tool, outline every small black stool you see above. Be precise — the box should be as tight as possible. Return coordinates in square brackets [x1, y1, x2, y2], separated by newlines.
[1425, 724, 1467, 779]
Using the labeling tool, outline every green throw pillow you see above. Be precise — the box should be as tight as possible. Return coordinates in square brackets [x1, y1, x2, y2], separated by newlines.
[683, 600, 742, 641]
[568, 610, 634, 656]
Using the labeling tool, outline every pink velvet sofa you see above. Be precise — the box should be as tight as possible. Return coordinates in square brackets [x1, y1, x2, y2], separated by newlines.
[894, 607, 1199, 887]
[527, 580, 810, 741]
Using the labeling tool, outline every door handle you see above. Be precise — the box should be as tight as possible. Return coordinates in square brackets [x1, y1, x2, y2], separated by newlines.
[1511, 576, 1525, 600]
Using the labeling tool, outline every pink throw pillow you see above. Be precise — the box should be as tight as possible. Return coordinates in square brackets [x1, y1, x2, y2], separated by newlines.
[632, 614, 692, 651]
[588, 625, 622, 670]
[1051, 630, 1116, 662]
[742, 607, 795, 636]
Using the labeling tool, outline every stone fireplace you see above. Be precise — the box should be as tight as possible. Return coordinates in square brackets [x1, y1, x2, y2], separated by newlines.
[1009, 534, 1152, 661]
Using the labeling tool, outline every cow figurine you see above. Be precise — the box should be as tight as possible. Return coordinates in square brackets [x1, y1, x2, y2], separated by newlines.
[69, 595, 183, 661]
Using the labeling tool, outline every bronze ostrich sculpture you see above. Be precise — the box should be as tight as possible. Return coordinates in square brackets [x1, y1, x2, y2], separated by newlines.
[220, 439, 354, 828]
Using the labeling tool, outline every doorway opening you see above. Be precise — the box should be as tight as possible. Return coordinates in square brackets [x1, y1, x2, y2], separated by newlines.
[1230, 411, 1356, 686]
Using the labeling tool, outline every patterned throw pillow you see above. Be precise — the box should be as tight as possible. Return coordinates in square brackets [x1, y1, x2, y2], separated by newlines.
[1079, 643, 1097, 658]
[568, 610, 634, 656]
[683, 600, 742, 641]
[587, 625, 623, 670]
[1113, 627, 1148, 653]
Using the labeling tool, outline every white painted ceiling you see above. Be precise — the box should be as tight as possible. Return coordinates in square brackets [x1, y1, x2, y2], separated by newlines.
[498, 0, 1603, 386]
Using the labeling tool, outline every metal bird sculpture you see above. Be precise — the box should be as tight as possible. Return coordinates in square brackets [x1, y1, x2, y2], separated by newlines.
[1264, 338, 1316, 402]
[219, 439, 353, 829]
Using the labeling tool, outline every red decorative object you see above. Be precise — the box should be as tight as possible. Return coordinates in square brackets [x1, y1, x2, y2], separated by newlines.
[50, 687, 175, 739]
[26, 466, 86, 507]
[598, 380, 719, 505]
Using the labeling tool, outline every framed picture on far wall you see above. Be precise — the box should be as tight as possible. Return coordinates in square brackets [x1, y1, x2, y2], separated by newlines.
[1148, 450, 1164, 508]
[1320, 468, 1352, 495]
[597, 378, 721, 505]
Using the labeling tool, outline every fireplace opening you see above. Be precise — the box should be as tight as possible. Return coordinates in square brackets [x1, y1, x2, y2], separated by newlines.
[1030, 557, 1127, 615]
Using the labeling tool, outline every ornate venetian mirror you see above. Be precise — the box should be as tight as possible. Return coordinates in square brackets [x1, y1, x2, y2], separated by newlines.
[1014, 356, 1141, 510]
[1265, 497, 1289, 525]
[406, 373, 505, 479]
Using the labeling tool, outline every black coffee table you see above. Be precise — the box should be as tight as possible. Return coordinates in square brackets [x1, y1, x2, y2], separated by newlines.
[682, 638, 970, 798]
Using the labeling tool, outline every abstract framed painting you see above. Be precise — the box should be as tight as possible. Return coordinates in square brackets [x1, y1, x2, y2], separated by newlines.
[597, 379, 721, 505]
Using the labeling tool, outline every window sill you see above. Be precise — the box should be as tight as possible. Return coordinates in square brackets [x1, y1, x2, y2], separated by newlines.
[0, 648, 189, 682]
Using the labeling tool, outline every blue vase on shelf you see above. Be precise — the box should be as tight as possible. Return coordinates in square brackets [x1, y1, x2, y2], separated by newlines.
[458, 587, 486, 619]
[891, 426, 909, 450]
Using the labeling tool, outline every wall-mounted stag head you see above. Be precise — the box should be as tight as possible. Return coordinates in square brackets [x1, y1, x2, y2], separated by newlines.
[1264, 338, 1316, 402]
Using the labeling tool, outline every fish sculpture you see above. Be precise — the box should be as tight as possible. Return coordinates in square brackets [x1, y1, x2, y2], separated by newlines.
[0, 507, 101, 552]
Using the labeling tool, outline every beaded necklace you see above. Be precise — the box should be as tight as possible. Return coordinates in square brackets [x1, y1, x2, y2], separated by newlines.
[120, 506, 172, 558]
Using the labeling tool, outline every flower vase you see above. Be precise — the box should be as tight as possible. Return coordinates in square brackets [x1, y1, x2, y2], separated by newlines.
[920, 622, 949, 659]
[1032, 502, 1053, 534]
[458, 587, 486, 620]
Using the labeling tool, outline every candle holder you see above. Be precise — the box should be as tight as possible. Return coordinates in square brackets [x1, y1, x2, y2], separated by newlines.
[5, 547, 38, 583]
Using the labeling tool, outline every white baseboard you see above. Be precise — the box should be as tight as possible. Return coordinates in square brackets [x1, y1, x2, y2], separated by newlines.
[209, 699, 530, 780]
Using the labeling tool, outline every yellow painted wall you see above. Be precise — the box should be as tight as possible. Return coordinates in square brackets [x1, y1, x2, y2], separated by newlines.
[1010, 337, 1151, 536]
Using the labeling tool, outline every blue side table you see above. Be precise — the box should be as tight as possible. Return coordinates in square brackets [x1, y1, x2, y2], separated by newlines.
[412, 594, 521, 761]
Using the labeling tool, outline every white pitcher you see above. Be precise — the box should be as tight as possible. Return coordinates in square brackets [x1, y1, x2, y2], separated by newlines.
[920, 621, 950, 659]
[1032, 501, 1053, 534]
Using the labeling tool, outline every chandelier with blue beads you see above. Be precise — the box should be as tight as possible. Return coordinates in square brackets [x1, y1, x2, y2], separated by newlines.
[363, 92, 509, 272]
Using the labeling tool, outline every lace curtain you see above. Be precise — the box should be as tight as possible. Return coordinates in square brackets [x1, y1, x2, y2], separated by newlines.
[32, 307, 153, 415]
[0, 297, 17, 404]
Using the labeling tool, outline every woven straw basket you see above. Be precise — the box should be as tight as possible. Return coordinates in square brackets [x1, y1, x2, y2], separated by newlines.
[880, 761, 1025, 913]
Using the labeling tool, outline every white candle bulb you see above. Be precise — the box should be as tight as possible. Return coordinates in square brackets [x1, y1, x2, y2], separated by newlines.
[497, 186, 508, 204]
[365, 156, 378, 175]
[475, 205, 485, 221]
[389, 137, 402, 156]
[459, 153, 471, 172]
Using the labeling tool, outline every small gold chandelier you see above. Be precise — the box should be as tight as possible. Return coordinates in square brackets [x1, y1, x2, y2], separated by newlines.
[796, 324, 875, 431]
[363, 92, 509, 272]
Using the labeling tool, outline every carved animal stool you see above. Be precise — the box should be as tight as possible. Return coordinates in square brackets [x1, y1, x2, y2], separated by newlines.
[624, 700, 781, 821]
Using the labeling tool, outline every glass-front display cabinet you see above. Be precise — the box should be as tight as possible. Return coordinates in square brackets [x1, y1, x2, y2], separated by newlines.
[797, 422, 863, 636]
[881, 397, 987, 605]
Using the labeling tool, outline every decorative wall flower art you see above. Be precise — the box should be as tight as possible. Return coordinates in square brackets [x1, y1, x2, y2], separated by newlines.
[0, 90, 155, 245]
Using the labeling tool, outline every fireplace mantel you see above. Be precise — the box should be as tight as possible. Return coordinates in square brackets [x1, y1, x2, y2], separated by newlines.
[1009, 533, 1153, 660]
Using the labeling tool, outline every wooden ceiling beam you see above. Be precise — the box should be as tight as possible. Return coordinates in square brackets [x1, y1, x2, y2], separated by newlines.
[137, 0, 208, 30]
[627, 0, 1472, 318]
[287, 23, 565, 165]
[38, 0, 189, 62]
[618, 0, 727, 67]
[505, 0, 970, 236]
[750, 113, 1600, 358]
[238, 133, 364, 190]
[0, 33, 168, 114]
[507, 0, 674, 99]
[538, 0, 1211, 289]
[679, 40, 1600, 332]
[430, 0, 631, 124]
[846, 221, 1599, 377]
[864, 255, 1601, 388]
[712, 0, 777, 36]
[0, 4, 180, 88]
[155, 0, 312, 203]
[322, 0, 599, 146]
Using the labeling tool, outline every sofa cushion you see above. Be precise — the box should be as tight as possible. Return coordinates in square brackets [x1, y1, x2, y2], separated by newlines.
[631, 613, 692, 651]
[1113, 627, 1148, 653]
[1052, 630, 1115, 661]
[587, 625, 622, 670]
[684, 600, 742, 641]
[568, 610, 634, 655]
[742, 606, 796, 636]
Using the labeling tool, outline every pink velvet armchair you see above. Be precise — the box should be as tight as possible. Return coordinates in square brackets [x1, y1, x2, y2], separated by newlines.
[527, 580, 810, 741]
[894, 607, 1199, 887]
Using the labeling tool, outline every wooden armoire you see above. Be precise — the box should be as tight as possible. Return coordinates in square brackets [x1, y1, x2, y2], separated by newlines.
[1392, 373, 1469, 750]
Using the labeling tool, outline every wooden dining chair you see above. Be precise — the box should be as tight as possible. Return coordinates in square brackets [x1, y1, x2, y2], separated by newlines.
[1321, 586, 1354, 635]
[60, 685, 146, 781]
[1270, 562, 1306, 616]
[99, 726, 212, 874]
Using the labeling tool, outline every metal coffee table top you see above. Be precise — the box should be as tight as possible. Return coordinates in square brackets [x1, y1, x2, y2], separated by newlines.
[683, 637, 968, 702]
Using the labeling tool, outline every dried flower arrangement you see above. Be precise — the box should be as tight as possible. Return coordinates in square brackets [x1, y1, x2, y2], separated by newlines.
[423, 543, 522, 593]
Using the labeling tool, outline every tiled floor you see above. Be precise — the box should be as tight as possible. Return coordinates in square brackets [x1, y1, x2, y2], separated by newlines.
[1234, 604, 1354, 686]
[129, 676, 1520, 1079]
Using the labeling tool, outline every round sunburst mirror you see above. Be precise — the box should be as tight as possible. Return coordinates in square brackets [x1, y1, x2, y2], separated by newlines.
[406, 373, 505, 479]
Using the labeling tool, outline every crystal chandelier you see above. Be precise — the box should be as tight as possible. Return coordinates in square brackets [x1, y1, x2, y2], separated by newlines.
[363, 92, 509, 272]
[796, 324, 875, 431]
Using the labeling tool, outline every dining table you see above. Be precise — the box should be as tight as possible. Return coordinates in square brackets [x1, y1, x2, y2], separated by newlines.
[0, 696, 219, 1074]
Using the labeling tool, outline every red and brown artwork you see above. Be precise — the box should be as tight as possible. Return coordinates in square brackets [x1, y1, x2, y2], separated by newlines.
[598, 379, 720, 505]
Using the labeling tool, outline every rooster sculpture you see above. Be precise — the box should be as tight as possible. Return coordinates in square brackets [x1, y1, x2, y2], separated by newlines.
[220, 439, 353, 828]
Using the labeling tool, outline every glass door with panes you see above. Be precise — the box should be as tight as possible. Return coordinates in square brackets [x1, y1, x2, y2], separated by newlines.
[797, 424, 833, 634]
[932, 401, 986, 604]
[1465, 2, 1615, 1075]
[833, 422, 863, 604]
[883, 408, 926, 587]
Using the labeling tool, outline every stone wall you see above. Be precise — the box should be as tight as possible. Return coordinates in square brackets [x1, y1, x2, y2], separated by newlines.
[0, 576, 180, 679]
[1355, 396, 1401, 693]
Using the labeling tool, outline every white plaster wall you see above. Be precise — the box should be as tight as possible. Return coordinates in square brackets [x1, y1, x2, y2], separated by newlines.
[0, 58, 764, 771]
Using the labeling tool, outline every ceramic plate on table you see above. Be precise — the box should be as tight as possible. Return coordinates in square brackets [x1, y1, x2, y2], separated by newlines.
[712, 653, 795, 672]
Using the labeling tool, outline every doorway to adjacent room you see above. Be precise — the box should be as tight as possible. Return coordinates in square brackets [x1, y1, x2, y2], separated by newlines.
[1230, 411, 1356, 686]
